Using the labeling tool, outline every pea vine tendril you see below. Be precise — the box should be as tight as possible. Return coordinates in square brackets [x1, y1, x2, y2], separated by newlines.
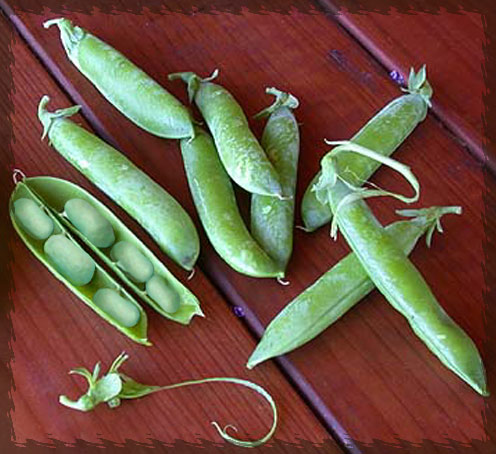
[59, 353, 278, 448]
[313, 140, 420, 239]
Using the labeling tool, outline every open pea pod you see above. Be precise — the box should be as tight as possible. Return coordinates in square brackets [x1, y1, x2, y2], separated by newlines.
[10, 178, 150, 346]
[25, 176, 203, 325]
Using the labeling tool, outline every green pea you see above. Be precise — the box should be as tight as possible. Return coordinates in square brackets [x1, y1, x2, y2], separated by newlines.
[301, 66, 432, 232]
[93, 288, 141, 327]
[38, 96, 200, 272]
[44, 234, 95, 286]
[44, 18, 194, 139]
[146, 275, 180, 314]
[170, 70, 283, 197]
[13, 198, 54, 240]
[65, 198, 115, 248]
[180, 127, 283, 278]
[251, 89, 300, 270]
[110, 241, 154, 283]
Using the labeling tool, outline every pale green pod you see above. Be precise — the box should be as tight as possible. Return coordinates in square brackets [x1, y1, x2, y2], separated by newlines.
[38, 96, 200, 271]
[180, 127, 283, 278]
[26, 176, 202, 324]
[110, 241, 154, 284]
[65, 198, 115, 248]
[10, 179, 150, 345]
[93, 288, 141, 327]
[251, 89, 300, 270]
[301, 66, 432, 232]
[14, 198, 54, 240]
[44, 18, 194, 139]
[146, 275, 180, 314]
[44, 234, 96, 286]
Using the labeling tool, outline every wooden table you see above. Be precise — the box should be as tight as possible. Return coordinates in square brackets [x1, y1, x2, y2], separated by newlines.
[1, 1, 494, 452]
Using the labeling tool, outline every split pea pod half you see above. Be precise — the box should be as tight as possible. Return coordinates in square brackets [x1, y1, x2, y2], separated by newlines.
[314, 144, 487, 396]
[10, 176, 149, 345]
[169, 70, 283, 197]
[180, 127, 283, 278]
[27, 176, 203, 324]
[251, 89, 300, 271]
[301, 65, 433, 232]
[247, 206, 460, 369]
[38, 96, 200, 271]
[44, 18, 194, 139]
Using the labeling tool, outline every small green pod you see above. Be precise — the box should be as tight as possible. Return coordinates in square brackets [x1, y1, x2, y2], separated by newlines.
[247, 206, 460, 369]
[301, 66, 433, 232]
[93, 288, 141, 327]
[170, 70, 283, 197]
[27, 176, 203, 325]
[251, 89, 300, 270]
[44, 234, 96, 286]
[14, 198, 54, 240]
[44, 18, 194, 139]
[110, 241, 154, 284]
[146, 275, 180, 314]
[180, 127, 283, 278]
[65, 198, 115, 248]
[322, 166, 487, 395]
[38, 96, 200, 271]
[10, 179, 150, 345]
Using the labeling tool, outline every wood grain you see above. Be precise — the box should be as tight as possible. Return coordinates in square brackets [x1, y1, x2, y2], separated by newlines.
[317, 0, 491, 170]
[2, 1, 493, 451]
[2, 14, 338, 451]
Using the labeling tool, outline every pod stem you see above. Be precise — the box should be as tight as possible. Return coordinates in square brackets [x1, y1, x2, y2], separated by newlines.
[59, 352, 278, 448]
[38, 95, 81, 141]
[397, 205, 462, 247]
[253, 87, 299, 119]
[43, 18, 85, 63]
[402, 64, 433, 107]
[313, 140, 420, 239]
[168, 69, 219, 103]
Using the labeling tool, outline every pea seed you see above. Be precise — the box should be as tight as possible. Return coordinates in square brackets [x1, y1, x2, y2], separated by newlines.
[14, 198, 54, 240]
[65, 198, 115, 248]
[44, 234, 95, 286]
[146, 275, 180, 314]
[93, 288, 141, 327]
[110, 241, 154, 283]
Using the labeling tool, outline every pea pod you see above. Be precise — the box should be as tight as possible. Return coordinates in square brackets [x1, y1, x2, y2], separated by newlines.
[180, 127, 283, 278]
[44, 18, 194, 139]
[169, 70, 283, 197]
[27, 176, 203, 325]
[314, 146, 488, 396]
[250, 88, 300, 270]
[247, 206, 459, 369]
[38, 96, 200, 271]
[10, 178, 150, 346]
[301, 66, 432, 232]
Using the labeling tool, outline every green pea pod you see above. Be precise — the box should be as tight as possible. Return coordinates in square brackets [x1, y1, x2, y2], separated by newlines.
[26, 176, 203, 325]
[250, 88, 300, 271]
[38, 96, 200, 271]
[301, 65, 432, 232]
[247, 206, 459, 369]
[180, 127, 283, 278]
[316, 148, 488, 396]
[10, 179, 150, 346]
[44, 18, 194, 139]
[169, 70, 283, 197]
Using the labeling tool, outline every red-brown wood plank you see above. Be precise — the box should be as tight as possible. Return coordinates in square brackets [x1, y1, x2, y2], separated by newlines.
[1, 14, 339, 451]
[317, 0, 492, 170]
[3, 1, 494, 451]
